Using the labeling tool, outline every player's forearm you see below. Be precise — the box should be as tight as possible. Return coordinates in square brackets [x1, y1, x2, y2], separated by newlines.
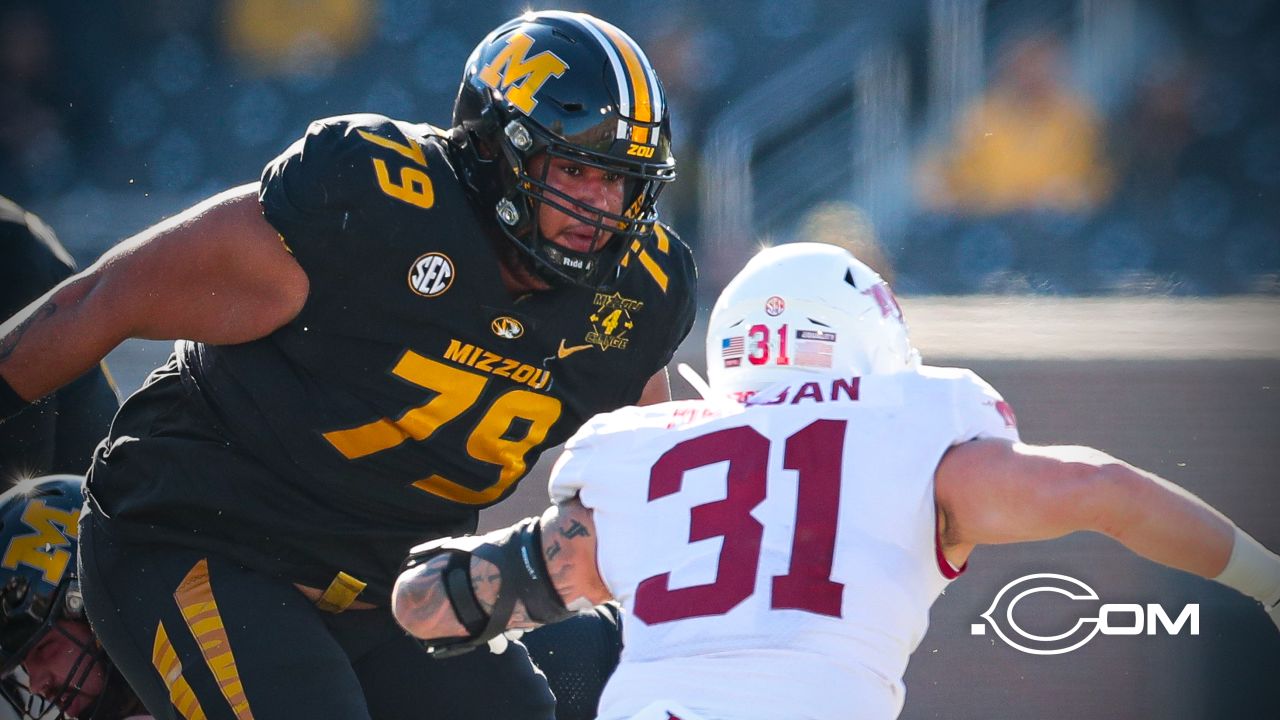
[392, 524, 548, 644]
[392, 503, 608, 650]
[1104, 465, 1280, 622]
[1092, 462, 1235, 578]
[1000, 444, 1279, 621]
[0, 272, 127, 405]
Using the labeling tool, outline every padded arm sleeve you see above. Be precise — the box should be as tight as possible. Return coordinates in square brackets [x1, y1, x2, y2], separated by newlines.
[400, 517, 572, 657]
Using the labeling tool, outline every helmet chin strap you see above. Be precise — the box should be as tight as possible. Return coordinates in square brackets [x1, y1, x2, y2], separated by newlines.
[502, 201, 630, 290]
[537, 242, 597, 278]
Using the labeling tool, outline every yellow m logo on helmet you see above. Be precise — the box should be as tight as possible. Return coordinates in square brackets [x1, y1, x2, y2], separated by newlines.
[478, 32, 569, 114]
[1, 499, 79, 585]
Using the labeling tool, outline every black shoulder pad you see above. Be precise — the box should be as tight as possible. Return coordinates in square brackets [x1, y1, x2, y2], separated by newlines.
[259, 114, 397, 235]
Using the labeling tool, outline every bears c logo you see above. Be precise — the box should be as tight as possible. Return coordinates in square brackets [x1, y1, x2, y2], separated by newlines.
[408, 253, 455, 297]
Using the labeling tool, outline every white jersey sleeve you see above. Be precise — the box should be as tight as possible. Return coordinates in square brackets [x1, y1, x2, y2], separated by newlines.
[922, 366, 1021, 444]
[547, 418, 602, 504]
[549, 400, 726, 504]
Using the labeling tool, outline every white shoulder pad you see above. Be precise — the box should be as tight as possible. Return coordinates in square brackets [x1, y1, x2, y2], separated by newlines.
[548, 400, 729, 505]
[915, 365, 1019, 443]
[949, 367, 1020, 443]
[547, 404, 660, 505]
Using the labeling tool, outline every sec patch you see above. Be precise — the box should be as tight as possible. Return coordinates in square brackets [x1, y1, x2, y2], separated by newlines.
[408, 252, 455, 297]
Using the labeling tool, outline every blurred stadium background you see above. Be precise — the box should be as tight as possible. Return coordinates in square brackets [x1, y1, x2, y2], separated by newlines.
[3, 0, 1278, 718]
[4, 0, 1279, 295]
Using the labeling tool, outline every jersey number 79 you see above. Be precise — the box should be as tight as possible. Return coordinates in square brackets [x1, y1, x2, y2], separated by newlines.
[321, 350, 562, 505]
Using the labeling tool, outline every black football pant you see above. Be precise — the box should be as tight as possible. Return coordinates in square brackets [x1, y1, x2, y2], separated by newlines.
[78, 511, 555, 720]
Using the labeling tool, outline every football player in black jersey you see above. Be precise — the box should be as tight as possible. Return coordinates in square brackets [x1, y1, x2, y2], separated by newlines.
[0, 11, 695, 720]
[0, 196, 119, 484]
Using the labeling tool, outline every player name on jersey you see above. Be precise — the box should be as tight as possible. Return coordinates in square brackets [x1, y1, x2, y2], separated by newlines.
[733, 376, 861, 406]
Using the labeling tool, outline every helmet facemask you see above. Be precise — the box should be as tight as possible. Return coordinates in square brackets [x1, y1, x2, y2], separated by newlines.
[0, 579, 111, 720]
[495, 118, 668, 287]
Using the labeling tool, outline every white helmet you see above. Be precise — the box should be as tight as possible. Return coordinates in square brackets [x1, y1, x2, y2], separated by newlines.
[705, 242, 919, 399]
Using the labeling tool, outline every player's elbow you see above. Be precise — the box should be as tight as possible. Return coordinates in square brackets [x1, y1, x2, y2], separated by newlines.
[389, 575, 420, 636]
[1089, 461, 1165, 544]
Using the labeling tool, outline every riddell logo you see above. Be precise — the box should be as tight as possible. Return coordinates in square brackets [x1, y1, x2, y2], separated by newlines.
[971, 573, 1199, 655]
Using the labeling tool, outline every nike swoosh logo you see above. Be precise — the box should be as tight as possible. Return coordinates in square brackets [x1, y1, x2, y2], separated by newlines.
[557, 340, 593, 359]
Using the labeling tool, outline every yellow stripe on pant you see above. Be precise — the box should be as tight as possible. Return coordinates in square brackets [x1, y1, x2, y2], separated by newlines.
[152, 621, 208, 720]
[174, 558, 256, 720]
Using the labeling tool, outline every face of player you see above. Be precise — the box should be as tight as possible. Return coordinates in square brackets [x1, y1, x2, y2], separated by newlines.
[528, 154, 626, 254]
[21, 619, 106, 719]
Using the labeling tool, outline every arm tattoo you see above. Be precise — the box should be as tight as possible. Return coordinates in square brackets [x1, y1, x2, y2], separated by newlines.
[469, 564, 503, 614]
[469, 559, 535, 627]
[0, 301, 57, 364]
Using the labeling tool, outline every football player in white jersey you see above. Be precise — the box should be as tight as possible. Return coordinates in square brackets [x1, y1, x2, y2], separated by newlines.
[391, 243, 1280, 720]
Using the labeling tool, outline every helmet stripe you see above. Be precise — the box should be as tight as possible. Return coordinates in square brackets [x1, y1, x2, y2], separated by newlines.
[593, 22, 655, 144]
[605, 22, 664, 140]
[555, 12, 632, 141]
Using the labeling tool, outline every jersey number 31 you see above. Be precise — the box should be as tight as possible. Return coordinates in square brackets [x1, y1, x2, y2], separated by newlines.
[633, 420, 846, 624]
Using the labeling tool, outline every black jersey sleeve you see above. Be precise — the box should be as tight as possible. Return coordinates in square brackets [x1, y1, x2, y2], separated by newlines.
[258, 114, 398, 239]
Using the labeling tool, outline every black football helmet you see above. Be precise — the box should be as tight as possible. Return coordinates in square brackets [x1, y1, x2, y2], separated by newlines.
[0, 476, 130, 719]
[453, 10, 676, 287]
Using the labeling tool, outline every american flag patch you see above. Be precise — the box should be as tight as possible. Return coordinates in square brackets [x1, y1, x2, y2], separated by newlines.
[721, 336, 744, 360]
[795, 340, 834, 368]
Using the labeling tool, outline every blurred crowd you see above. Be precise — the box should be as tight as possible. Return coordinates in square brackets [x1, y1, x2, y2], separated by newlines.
[904, 0, 1279, 294]
[1, 0, 1276, 295]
